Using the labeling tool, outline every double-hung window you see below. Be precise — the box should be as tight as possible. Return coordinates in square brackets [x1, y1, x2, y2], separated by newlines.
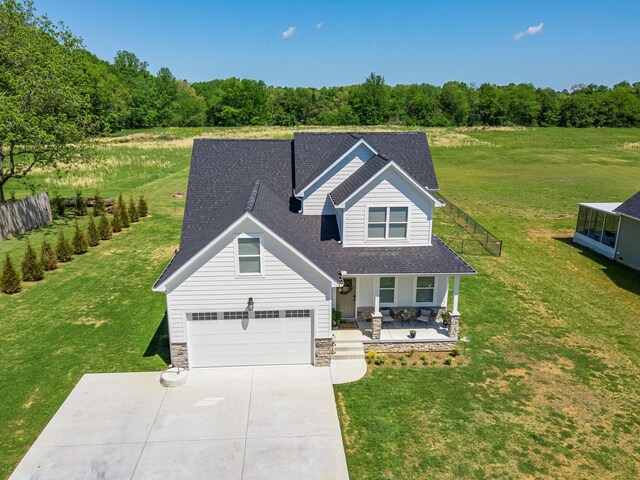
[237, 237, 261, 274]
[415, 276, 435, 303]
[367, 207, 408, 239]
[379, 277, 396, 304]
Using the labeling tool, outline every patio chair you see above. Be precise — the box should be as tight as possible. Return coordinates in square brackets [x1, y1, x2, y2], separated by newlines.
[414, 308, 434, 327]
[380, 309, 395, 328]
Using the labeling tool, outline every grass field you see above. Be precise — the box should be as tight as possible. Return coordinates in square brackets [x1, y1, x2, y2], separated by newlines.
[1, 127, 639, 479]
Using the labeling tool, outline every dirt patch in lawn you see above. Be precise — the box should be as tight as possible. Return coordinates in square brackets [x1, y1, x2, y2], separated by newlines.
[525, 228, 573, 242]
[623, 141, 640, 149]
[335, 392, 356, 454]
[72, 317, 108, 328]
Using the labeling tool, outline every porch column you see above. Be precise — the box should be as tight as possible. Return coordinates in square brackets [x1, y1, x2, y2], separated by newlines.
[452, 275, 461, 315]
[372, 277, 381, 339]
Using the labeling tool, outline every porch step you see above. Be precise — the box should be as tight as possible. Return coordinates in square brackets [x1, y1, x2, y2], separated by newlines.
[332, 338, 365, 361]
[333, 342, 364, 352]
[332, 350, 365, 361]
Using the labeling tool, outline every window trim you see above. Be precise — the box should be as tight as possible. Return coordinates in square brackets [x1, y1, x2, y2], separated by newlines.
[366, 205, 410, 241]
[378, 276, 396, 305]
[234, 233, 264, 277]
[414, 276, 436, 305]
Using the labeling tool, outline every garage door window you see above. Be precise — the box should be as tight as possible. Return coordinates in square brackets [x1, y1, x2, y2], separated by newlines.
[255, 310, 279, 318]
[285, 309, 310, 317]
[238, 237, 261, 274]
[223, 311, 248, 319]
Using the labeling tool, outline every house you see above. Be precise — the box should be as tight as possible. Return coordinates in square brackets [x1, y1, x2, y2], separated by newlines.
[152, 133, 476, 368]
[573, 191, 640, 270]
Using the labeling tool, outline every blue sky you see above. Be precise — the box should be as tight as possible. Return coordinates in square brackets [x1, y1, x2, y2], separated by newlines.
[38, 0, 640, 89]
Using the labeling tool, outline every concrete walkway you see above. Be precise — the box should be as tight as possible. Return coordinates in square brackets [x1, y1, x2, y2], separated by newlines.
[10, 367, 349, 480]
[330, 330, 367, 385]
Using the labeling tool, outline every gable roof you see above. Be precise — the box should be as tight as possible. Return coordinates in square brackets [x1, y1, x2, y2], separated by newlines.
[328, 154, 389, 205]
[613, 191, 640, 221]
[293, 132, 439, 192]
[153, 133, 471, 291]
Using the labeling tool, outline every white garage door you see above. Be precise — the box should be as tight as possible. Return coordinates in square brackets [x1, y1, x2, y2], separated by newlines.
[187, 311, 313, 367]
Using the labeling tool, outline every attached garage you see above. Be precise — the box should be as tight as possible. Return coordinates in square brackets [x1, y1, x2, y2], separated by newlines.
[186, 310, 313, 367]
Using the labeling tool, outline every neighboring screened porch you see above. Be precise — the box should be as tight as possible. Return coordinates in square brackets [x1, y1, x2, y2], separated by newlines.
[573, 203, 622, 258]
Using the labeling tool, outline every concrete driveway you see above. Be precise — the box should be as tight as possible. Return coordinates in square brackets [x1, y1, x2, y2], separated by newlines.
[10, 366, 349, 480]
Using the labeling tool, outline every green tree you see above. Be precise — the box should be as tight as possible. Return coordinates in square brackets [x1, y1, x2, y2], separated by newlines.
[98, 212, 112, 239]
[137, 194, 148, 217]
[440, 81, 470, 125]
[117, 194, 130, 227]
[74, 189, 87, 216]
[21, 238, 44, 281]
[111, 206, 123, 233]
[0, 253, 21, 294]
[87, 215, 100, 246]
[348, 73, 390, 125]
[56, 229, 73, 262]
[0, 0, 95, 205]
[93, 191, 105, 216]
[40, 239, 57, 271]
[72, 220, 88, 254]
[128, 197, 139, 223]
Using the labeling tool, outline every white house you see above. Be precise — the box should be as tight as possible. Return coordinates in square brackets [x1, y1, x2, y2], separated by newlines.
[153, 133, 475, 368]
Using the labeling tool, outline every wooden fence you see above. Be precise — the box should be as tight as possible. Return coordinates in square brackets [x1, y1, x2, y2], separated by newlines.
[0, 193, 52, 241]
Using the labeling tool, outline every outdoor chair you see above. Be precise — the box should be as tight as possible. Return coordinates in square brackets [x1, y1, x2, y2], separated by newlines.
[415, 308, 434, 327]
[380, 309, 395, 328]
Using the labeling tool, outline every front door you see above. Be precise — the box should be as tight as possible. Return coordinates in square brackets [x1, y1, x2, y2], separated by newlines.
[336, 278, 356, 318]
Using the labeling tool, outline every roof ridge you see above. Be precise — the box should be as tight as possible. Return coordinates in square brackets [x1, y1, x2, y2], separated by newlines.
[245, 180, 261, 212]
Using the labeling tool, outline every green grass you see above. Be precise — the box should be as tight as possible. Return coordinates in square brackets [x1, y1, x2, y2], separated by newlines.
[1, 127, 640, 478]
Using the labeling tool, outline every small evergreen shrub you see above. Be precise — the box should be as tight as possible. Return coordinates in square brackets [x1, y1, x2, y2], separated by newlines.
[98, 213, 112, 240]
[111, 207, 123, 232]
[53, 191, 65, 217]
[56, 229, 73, 263]
[422, 360, 428, 366]
[444, 357, 453, 365]
[73, 220, 89, 254]
[75, 189, 87, 216]
[1, 254, 21, 294]
[450, 347, 459, 357]
[87, 216, 100, 247]
[138, 194, 148, 217]
[41, 239, 57, 271]
[93, 192, 105, 216]
[374, 355, 387, 365]
[128, 197, 139, 223]
[21, 239, 44, 282]
[117, 194, 130, 227]
[420, 354, 428, 362]
[365, 350, 377, 361]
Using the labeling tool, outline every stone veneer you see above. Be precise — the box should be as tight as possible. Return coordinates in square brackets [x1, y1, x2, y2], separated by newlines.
[315, 338, 333, 366]
[170, 342, 189, 368]
[363, 341, 456, 353]
[448, 314, 460, 339]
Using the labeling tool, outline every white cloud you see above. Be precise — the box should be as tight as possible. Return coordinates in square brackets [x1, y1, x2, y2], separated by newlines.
[315, 21, 325, 30]
[282, 26, 296, 40]
[513, 22, 544, 41]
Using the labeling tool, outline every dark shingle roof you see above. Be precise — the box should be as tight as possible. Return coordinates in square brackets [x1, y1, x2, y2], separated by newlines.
[154, 134, 469, 289]
[294, 132, 439, 192]
[614, 191, 640, 221]
[329, 154, 389, 205]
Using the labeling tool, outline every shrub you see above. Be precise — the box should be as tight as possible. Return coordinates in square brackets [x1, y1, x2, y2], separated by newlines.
[111, 206, 123, 232]
[450, 347, 459, 357]
[98, 213, 112, 240]
[412, 361, 418, 366]
[400, 360, 408, 366]
[409, 348, 415, 357]
[138, 194, 148, 217]
[21, 239, 44, 282]
[365, 350, 377, 361]
[374, 355, 386, 365]
[128, 197, 139, 223]
[420, 354, 428, 362]
[332, 309, 342, 327]
[87, 216, 100, 247]
[56, 229, 73, 263]
[398, 355, 406, 362]
[444, 357, 453, 365]
[75, 189, 87, 216]
[1, 254, 21, 294]
[53, 191, 65, 217]
[391, 359, 398, 365]
[117, 194, 130, 227]
[93, 192, 105, 216]
[72, 220, 88, 255]
[41, 239, 57, 271]
[422, 361, 428, 366]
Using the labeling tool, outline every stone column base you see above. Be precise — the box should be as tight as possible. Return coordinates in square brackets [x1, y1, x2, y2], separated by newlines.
[315, 338, 333, 366]
[448, 314, 460, 339]
[170, 342, 189, 368]
[371, 313, 382, 340]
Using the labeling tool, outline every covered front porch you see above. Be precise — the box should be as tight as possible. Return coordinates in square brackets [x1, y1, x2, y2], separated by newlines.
[333, 273, 466, 341]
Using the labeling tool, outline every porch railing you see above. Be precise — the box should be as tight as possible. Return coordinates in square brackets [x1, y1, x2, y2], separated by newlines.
[435, 192, 503, 257]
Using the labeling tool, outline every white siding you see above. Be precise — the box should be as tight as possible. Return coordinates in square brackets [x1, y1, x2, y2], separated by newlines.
[302, 145, 375, 215]
[353, 275, 449, 308]
[341, 168, 434, 246]
[165, 218, 333, 343]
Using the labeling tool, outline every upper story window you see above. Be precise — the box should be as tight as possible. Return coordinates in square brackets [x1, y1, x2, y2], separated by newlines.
[237, 237, 261, 274]
[415, 276, 435, 303]
[367, 207, 408, 239]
